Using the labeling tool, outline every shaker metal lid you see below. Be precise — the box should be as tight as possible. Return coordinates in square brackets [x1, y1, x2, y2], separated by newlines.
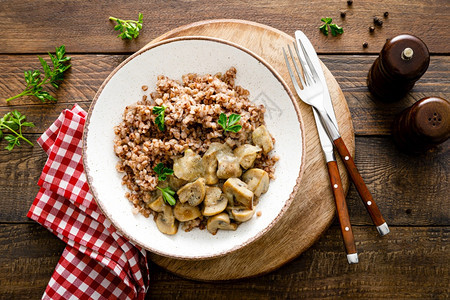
[380, 34, 430, 80]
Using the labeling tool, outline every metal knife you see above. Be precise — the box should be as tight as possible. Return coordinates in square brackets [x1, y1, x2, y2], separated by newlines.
[295, 30, 389, 237]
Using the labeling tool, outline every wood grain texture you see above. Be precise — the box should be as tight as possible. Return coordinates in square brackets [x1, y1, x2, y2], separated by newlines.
[1, 54, 448, 135]
[1, 224, 448, 299]
[147, 226, 450, 299]
[0, 1, 447, 296]
[127, 19, 354, 280]
[0, 224, 65, 299]
[0, 135, 447, 225]
[0, 1, 449, 54]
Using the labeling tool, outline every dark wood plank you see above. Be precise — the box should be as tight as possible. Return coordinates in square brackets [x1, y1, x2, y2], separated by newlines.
[0, 54, 127, 107]
[321, 55, 450, 135]
[0, 224, 447, 299]
[0, 224, 65, 299]
[149, 226, 450, 299]
[0, 55, 448, 135]
[0, 0, 448, 54]
[1, 136, 448, 225]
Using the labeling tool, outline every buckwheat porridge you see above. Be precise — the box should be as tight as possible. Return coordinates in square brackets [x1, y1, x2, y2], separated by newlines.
[113, 67, 278, 235]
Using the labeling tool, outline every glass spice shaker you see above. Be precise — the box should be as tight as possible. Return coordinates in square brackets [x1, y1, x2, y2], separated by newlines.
[392, 97, 450, 153]
[368, 34, 430, 102]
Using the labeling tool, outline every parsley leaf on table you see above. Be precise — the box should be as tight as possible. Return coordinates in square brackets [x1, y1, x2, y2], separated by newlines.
[319, 18, 344, 36]
[152, 105, 166, 131]
[330, 23, 344, 36]
[0, 110, 35, 151]
[153, 163, 174, 181]
[109, 13, 143, 40]
[218, 113, 242, 133]
[4, 45, 71, 103]
[157, 186, 177, 206]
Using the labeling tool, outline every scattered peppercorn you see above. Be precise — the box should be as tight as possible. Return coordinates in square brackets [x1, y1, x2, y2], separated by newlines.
[363, 42, 368, 48]
[384, 11, 389, 17]
[374, 16, 383, 26]
[369, 26, 375, 33]
[340, 11, 346, 18]
[347, 0, 353, 5]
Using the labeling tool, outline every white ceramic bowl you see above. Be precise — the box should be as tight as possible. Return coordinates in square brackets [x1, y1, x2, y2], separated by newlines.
[83, 36, 304, 260]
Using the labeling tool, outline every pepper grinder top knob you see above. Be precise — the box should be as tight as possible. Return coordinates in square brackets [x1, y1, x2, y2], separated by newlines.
[401, 47, 413, 60]
[380, 34, 430, 81]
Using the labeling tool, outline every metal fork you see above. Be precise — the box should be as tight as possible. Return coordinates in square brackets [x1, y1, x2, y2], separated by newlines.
[284, 42, 358, 263]
[284, 39, 389, 238]
[285, 34, 390, 236]
[284, 42, 341, 143]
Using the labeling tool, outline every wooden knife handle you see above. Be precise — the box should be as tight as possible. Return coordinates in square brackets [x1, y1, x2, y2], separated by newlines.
[327, 161, 357, 261]
[333, 137, 388, 234]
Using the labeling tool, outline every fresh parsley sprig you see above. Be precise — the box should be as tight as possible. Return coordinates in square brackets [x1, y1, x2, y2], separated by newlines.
[153, 163, 174, 181]
[5, 45, 71, 103]
[0, 110, 35, 151]
[218, 113, 242, 133]
[157, 186, 176, 206]
[109, 13, 143, 40]
[152, 105, 166, 131]
[319, 18, 344, 36]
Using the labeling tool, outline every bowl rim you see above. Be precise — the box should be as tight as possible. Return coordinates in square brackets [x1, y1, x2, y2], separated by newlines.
[82, 36, 306, 260]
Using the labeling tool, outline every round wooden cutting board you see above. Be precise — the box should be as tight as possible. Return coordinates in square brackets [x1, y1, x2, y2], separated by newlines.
[146, 19, 355, 280]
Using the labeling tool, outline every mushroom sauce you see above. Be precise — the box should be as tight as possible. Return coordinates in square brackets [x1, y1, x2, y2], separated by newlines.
[153, 135, 274, 235]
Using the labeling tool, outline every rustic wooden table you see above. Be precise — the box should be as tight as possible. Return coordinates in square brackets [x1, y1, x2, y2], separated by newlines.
[0, 1, 448, 299]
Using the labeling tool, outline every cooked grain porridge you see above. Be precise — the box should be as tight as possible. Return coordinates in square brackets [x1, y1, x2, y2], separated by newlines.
[114, 67, 278, 234]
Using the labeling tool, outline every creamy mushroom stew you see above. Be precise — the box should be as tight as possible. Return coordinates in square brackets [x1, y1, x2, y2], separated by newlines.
[114, 68, 279, 235]
[150, 135, 272, 235]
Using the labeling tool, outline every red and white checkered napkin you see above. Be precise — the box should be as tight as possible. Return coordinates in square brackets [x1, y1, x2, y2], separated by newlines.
[27, 104, 149, 299]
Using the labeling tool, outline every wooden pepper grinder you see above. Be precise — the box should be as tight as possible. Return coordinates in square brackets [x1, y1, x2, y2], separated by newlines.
[368, 34, 430, 102]
[392, 97, 450, 153]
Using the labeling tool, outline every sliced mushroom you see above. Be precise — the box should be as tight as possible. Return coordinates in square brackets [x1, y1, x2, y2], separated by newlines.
[216, 154, 242, 179]
[252, 125, 273, 154]
[231, 208, 255, 222]
[173, 202, 202, 222]
[173, 149, 204, 182]
[222, 178, 254, 209]
[202, 143, 233, 184]
[242, 168, 270, 197]
[206, 142, 233, 156]
[234, 144, 262, 169]
[202, 149, 218, 185]
[148, 196, 165, 212]
[177, 177, 206, 206]
[168, 175, 187, 191]
[206, 212, 238, 235]
[202, 186, 228, 216]
[156, 205, 178, 235]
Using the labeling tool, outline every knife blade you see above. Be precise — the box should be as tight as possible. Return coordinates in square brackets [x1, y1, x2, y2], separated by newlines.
[295, 30, 389, 237]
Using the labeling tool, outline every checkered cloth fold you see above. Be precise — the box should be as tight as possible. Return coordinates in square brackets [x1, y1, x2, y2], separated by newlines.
[27, 104, 149, 299]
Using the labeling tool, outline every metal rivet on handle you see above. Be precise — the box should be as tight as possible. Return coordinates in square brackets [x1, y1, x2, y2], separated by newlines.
[345, 156, 349, 160]
[367, 201, 372, 206]
[334, 184, 338, 188]
[345, 227, 349, 231]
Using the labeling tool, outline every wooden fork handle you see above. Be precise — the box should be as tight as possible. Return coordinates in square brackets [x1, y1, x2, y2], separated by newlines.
[333, 137, 389, 236]
[327, 161, 358, 264]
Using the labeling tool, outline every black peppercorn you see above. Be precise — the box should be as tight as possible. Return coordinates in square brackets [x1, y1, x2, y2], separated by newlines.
[347, 0, 353, 5]
[363, 42, 368, 48]
[384, 11, 389, 17]
[340, 11, 346, 18]
[374, 16, 383, 26]
[369, 26, 375, 33]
